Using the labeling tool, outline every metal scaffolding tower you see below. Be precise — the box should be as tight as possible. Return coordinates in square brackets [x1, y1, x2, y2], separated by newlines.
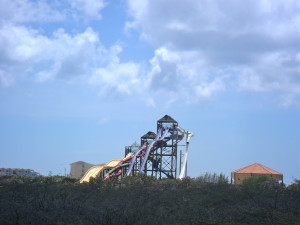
[122, 115, 186, 179]
[142, 115, 183, 179]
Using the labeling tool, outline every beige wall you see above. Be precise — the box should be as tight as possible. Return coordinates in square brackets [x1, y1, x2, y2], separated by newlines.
[231, 173, 283, 184]
[70, 161, 94, 179]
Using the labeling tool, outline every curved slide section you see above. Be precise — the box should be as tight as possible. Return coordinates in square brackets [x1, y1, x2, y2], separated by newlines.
[139, 128, 169, 173]
[126, 143, 147, 176]
[80, 159, 122, 183]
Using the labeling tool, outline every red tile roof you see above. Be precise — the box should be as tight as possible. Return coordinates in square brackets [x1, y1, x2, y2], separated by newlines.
[232, 163, 282, 175]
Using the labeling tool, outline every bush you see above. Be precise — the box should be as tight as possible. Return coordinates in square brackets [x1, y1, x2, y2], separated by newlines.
[194, 172, 229, 185]
[0, 174, 299, 225]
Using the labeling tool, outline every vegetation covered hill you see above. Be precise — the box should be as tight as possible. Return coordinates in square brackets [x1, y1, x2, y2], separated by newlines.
[0, 174, 299, 225]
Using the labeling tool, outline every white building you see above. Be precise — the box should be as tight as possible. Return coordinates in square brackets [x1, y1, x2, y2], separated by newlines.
[70, 161, 94, 179]
[0, 168, 41, 177]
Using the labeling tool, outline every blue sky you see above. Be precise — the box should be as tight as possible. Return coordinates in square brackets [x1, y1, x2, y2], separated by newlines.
[0, 0, 299, 184]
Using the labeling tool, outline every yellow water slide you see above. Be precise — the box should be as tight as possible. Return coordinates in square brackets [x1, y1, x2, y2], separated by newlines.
[79, 159, 121, 183]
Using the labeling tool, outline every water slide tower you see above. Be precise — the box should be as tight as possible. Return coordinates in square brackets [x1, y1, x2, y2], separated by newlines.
[142, 115, 183, 179]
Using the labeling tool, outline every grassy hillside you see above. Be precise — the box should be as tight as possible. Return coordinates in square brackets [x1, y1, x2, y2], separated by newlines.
[0, 174, 299, 225]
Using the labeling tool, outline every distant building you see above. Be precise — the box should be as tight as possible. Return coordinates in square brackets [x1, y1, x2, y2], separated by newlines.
[231, 163, 283, 184]
[0, 168, 41, 177]
[70, 161, 94, 179]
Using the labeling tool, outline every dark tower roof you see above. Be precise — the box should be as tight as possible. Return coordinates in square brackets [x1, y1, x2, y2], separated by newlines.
[141, 131, 156, 139]
[158, 115, 177, 123]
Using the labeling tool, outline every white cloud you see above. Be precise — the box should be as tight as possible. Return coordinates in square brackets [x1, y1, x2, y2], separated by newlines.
[280, 94, 300, 108]
[126, 0, 300, 106]
[1, 0, 299, 107]
[194, 78, 225, 100]
[146, 97, 156, 108]
[67, 0, 106, 20]
[0, 0, 106, 25]
[0, 23, 144, 96]
[0, 25, 97, 79]
[0, 0, 143, 97]
[146, 47, 226, 103]
[89, 60, 143, 96]
[0, 0, 65, 24]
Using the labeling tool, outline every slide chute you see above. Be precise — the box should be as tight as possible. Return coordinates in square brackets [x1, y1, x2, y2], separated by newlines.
[176, 126, 194, 179]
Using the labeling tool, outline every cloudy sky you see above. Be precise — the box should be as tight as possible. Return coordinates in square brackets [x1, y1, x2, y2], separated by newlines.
[0, 0, 299, 183]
